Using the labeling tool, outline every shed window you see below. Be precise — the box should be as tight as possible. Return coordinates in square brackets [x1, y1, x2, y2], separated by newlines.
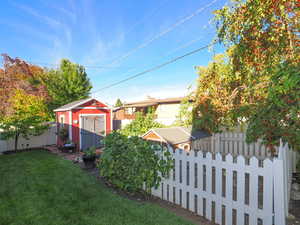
[59, 115, 65, 128]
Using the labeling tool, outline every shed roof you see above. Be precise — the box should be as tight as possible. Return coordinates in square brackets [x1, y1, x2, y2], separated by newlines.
[53, 97, 107, 112]
[143, 126, 210, 145]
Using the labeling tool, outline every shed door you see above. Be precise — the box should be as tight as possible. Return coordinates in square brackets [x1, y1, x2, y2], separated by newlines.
[81, 115, 105, 150]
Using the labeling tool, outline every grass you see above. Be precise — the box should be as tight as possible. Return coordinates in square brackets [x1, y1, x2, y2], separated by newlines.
[0, 150, 193, 225]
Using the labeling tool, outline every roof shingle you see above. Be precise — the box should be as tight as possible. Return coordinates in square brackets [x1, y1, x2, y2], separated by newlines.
[53, 97, 92, 112]
[145, 127, 211, 145]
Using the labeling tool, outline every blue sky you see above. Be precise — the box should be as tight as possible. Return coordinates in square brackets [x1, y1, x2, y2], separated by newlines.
[0, 0, 227, 104]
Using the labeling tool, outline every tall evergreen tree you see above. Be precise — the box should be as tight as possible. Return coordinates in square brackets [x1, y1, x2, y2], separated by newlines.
[114, 98, 123, 107]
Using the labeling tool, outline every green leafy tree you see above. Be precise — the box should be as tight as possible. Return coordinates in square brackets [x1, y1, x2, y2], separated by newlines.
[193, 52, 263, 133]
[246, 63, 300, 150]
[42, 59, 92, 113]
[174, 94, 194, 127]
[99, 132, 173, 193]
[114, 98, 123, 107]
[193, 0, 299, 151]
[0, 90, 50, 151]
[215, 0, 299, 73]
[121, 110, 164, 137]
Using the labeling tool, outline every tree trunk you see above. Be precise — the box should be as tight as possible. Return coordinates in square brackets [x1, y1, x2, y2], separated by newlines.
[14, 133, 19, 152]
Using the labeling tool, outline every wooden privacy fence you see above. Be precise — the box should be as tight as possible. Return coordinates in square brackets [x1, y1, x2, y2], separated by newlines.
[192, 132, 275, 159]
[151, 146, 292, 225]
[0, 123, 56, 153]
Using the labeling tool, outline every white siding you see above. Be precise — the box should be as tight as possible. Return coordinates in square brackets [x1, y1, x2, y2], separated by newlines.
[155, 103, 180, 126]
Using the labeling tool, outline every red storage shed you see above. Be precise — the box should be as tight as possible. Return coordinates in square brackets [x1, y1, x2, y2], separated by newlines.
[54, 98, 112, 151]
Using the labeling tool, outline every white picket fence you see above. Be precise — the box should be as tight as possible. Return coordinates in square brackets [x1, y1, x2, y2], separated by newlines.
[0, 123, 56, 153]
[278, 140, 298, 219]
[151, 144, 295, 225]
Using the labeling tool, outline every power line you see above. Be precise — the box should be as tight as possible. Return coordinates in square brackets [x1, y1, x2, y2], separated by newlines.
[28, 1, 218, 73]
[104, 25, 215, 82]
[123, 0, 171, 37]
[91, 41, 216, 94]
[27, 61, 132, 69]
[164, 32, 215, 57]
[102, 0, 219, 69]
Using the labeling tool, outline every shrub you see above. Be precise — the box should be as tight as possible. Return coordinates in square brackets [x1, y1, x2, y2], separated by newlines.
[58, 127, 68, 143]
[99, 132, 173, 193]
[83, 146, 96, 157]
[120, 110, 164, 137]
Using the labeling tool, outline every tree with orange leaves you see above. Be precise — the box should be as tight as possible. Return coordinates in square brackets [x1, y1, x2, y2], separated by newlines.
[0, 54, 50, 116]
[193, 0, 299, 151]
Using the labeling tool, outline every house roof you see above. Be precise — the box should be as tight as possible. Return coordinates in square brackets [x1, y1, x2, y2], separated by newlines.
[123, 97, 185, 108]
[143, 126, 210, 145]
[53, 97, 110, 112]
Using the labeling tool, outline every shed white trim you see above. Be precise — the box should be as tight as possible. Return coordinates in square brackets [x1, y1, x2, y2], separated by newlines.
[79, 113, 107, 150]
[110, 109, 113, 132]
[74, 107, 109, 109]
[53, 98, 93, 112]
[59, 114, 65, 127]
[69, 111, 72, 141]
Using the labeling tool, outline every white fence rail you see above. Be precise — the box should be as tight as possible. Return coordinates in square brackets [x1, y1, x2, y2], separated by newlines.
[151, 144, 295, 225]
[0, 124, 56, 153]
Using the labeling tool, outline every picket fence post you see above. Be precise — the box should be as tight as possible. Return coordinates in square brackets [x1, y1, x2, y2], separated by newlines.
[150, 135, 293, 225]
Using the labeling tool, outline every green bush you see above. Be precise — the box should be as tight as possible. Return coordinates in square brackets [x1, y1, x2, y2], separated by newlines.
[99, 132, 173, 193]
[83, 146, 96, 157]
[58, 127, 68, 143]
[120, 110, 164, 137]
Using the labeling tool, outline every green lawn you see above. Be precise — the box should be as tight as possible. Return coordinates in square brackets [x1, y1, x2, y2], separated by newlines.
[0, 150, 193, 225]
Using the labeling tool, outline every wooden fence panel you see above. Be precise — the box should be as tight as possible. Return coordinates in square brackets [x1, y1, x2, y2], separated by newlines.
[0, 123, 56, 152]
[193, 131, 278, 159]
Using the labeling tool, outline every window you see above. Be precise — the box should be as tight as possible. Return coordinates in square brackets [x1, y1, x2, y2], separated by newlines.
[125, 107, 135, 115]
[59, 115, 65, 128]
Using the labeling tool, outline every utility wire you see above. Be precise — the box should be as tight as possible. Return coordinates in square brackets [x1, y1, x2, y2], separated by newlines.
[100, 24, 215, 84]
[27, 1, 218, 72]
[102, 0, 219, 69]
[27, 61, 132, 69]
[123, 0, 171, 37]
[91, 41, 216, 94]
